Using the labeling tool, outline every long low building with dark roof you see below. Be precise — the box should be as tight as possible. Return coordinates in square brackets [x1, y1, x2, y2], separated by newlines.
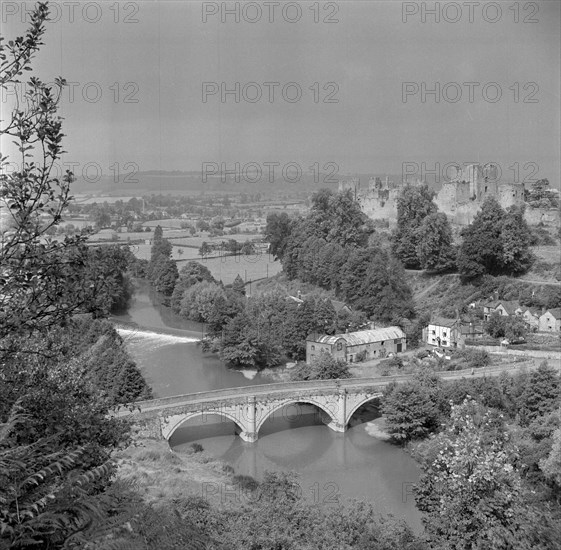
[306, 327, 406, 364]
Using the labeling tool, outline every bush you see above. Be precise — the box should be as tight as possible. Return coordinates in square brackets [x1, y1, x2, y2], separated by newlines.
[379, 355, 404, 370]
[355, 350, 368, 362]
[232, 474, 259, 491]
[191, 443, 204, 453]
[291, 351, 351, 381]
[452, 348, 491, 369]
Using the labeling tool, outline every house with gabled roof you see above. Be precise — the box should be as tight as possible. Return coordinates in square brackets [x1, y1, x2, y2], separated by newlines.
[520, 306, 541, 330]
[306, 326, 406, 364]
[483, 300, 523, 321]
[423, 317, 461, 348]
[539, 308, 561, 333]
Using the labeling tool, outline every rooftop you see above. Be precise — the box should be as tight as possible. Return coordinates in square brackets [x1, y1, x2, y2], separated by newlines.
[544, 308, 561, 320]
[429, 317, 459, 328]
[307, 326, 405, 346]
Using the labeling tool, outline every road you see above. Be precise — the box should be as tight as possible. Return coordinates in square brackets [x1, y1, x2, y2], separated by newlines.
[117, 360, 559, 417]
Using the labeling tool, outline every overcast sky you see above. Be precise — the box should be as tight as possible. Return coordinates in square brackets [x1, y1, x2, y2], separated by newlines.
[2, 1, 560, 185]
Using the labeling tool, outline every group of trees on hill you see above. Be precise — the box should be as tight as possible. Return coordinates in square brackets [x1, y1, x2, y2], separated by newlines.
[458, 198, 534, 281]
[383, 364, 561, 548]
[266, 189, 416, 323]
[391, 183, 456, 272]
[390, 183, 535, 282]
[168, 261, 368, 368]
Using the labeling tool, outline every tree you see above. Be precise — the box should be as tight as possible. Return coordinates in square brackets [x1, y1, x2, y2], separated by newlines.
[265, 211, 293, 260]
[220, 311, 282, 369]
[381, 374, 441, 442]
[484, 312, 527, 341]
[198, 241, 212, 259]
[457, 197, 506, 281]
[152, 258, 178, 296]
[515, 362, 560, 425]
[179, 281, 226, 322]
[153, 224, 163, 241]
[93, 207, 111, 229]
[540, 424, 561, 488]
[170, 261, 216, 312]
[414, 399, 559, 549]
[0, 9, 144, 544]
[240, 240, 256, 256]
[232, 274, 246, 295]
[457, 197, 533, 281]
[308, 188, 373, 248]
[291, 350, 351, 381]
[415, 212, 456, 272]
[0, 6, 97, 338]
[501, 205, 534, 275]
[391, 184, 437, 269]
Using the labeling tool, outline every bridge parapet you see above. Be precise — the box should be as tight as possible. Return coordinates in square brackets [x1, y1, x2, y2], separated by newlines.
[122, 383, 385, 443]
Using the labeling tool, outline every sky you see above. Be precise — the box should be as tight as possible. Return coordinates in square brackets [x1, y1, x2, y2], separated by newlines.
[2, 0, 560, 186]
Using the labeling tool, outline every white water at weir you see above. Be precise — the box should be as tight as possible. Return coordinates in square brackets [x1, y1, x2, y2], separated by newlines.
[116, 326, 200, 347]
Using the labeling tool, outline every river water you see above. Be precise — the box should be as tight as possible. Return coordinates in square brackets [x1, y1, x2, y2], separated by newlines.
[113, 280, 423, 531]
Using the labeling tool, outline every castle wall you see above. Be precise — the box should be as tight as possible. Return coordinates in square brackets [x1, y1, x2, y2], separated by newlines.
[524, 207, 561, 227]
[498, 183, 525, 209]
[358, 193, 398, 222]
[475, 180, 498, 202]
[338, 172, 559, 228]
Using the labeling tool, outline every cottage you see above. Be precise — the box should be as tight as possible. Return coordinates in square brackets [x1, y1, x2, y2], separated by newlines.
[521, 307, 541, 330]
[306, 326, 406, 364]
[538, 309, 561, 333]
[460, 322, 484, 340]
[483, 300, 522, 321]
[423, 318, 461, 348]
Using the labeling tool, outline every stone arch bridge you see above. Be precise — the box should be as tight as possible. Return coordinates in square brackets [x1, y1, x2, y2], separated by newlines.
[116, 377, 402, 443]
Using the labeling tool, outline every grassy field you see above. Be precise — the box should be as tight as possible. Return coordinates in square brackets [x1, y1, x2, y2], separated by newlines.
[179, 254, 282, 286]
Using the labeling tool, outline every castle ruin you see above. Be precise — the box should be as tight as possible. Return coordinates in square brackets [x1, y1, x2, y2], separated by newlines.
[339, 164, 534, 227]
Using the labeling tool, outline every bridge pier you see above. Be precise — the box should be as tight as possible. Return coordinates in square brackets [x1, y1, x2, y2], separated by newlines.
[240, 396, 257, 442]
[326, 387, 348, 432]
[240, 431, 258, 443]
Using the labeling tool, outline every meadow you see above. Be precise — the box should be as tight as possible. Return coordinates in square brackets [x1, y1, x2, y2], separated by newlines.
[178, 254, 282, 286]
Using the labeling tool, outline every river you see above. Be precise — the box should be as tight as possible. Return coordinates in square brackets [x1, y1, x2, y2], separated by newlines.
[113, 280, 423, 532]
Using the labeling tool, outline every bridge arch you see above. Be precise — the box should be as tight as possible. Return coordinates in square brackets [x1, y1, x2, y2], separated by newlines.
[255, 399, 337, 435]
[345, 395, 382, 427]
[165, 410, 245, 442]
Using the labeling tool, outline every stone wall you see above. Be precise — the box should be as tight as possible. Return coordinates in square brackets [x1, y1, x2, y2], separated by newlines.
[525, 207, 561, 227]
[339, 175, 560, 228]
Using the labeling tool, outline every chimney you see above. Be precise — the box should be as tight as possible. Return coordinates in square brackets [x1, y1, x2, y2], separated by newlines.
[494, 290, 499, 301]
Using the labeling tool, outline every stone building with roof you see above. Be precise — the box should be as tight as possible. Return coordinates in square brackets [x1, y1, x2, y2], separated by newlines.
[483, 300, 523, 321]
[306, 326, 406, 364]
[539, 308, 561, 333]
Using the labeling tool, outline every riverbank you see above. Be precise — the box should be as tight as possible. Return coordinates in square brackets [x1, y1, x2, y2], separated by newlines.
[116, 438, 234, 507]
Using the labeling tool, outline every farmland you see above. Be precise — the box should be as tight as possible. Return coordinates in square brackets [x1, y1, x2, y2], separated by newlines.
[186, 254, 282, 286]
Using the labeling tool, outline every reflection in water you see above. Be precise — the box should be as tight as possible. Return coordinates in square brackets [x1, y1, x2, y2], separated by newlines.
[170, 403, 423, 533]
[117, 281, 424, 532]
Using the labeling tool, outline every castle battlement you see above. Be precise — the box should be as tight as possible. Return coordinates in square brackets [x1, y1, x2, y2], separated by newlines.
[338, 165, 544, 227]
